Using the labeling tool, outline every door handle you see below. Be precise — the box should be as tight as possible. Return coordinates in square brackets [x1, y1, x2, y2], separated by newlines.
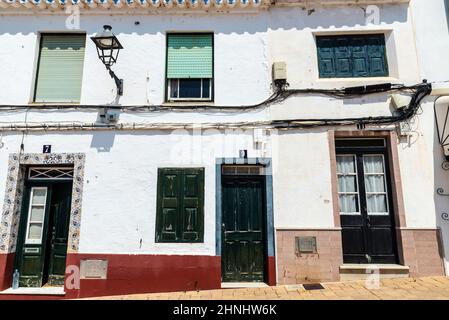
[366, 216, 371, 227]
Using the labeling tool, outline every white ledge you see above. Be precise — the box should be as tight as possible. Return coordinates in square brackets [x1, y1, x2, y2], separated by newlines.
[0, 286, 65, 295]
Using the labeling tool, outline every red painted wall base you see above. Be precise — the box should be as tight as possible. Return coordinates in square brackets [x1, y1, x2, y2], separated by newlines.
[0, 253, 276, 299]
[0, 253, 15, 291]
[65, 253, 222, 299]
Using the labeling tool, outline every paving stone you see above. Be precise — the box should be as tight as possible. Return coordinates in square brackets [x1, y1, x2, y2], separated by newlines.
[87, 276, 449, 300]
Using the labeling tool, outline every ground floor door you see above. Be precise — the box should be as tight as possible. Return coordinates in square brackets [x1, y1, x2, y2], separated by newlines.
[221, 167, 266, 282]
[336, 138, 398, 264]
[14, 170, 73, 288]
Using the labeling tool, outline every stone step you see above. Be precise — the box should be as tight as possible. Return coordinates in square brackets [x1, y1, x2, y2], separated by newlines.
[340, 264, 410, 281]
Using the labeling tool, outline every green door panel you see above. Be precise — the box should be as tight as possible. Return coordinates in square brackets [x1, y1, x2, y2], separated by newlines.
[47, 182, 73, 286]
[222, 176, 266, 282]
[15, 180, 73, 288]
[156, 168, 204, 243]
[16, 186, 52, 288]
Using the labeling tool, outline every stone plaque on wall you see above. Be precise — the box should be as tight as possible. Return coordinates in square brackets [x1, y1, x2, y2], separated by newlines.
[80, 259, 108, 279]
[295, 236, 317, 254]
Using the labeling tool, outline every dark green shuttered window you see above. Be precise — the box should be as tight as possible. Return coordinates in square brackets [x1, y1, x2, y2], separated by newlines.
[316, 34, 388, 78]
[34, 34, 86, 103]
[156, 168, 205, 243]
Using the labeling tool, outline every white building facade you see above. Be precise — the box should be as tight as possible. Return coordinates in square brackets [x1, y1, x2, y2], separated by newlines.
[0, 0, 446, 298]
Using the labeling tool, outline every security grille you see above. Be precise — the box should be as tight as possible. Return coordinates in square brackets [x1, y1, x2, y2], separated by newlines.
[28, 167, 74, 180]
[222, 165, 265, 176]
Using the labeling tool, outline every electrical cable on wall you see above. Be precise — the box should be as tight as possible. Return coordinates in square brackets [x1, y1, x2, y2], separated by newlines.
[0, 81, 432, 131]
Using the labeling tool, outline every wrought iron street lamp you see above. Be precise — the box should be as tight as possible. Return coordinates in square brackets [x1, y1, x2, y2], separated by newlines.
[91, 25, 124, 95]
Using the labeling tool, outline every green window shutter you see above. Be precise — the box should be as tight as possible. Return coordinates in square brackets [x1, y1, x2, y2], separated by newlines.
[334, 37, 352, 77]
[317, 39, 336, 78]
[167, 34, 213, 79]
[351, 36, 369, 77]
[156, 168, 204, 243]
[34, 34, 86, 103]
[317, 34, 388, 78]
[366, 35, 389, 77]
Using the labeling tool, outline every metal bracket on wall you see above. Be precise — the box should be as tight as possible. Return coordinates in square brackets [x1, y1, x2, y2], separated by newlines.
[436, 188, 449, 221]
[437, 188, 449, 196]
[442, 161, 449, 170]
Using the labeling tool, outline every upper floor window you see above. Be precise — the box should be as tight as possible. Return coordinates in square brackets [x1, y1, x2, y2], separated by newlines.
[316, 34, 388, 78]
[166, 33, 213, 101]
[34, 34, 86, 103]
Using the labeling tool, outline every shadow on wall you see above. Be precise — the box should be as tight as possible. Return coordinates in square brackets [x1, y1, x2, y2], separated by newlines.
[0, 4, 409, 36]
[90, 131, 116, 152]
[445, 0, 449, 32]
[433, 96, 449, 275]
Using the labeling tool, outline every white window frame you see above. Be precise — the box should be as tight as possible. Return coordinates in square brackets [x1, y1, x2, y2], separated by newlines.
[24, 187, 48, 245]
[167, 78, 212, 101]
[337, 154, 362, 216]
[363, 154, 390, 216]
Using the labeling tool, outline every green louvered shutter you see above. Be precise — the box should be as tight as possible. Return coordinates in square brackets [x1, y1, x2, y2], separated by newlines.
[167, 34, 213, 79]
[34, 34, 86, 102]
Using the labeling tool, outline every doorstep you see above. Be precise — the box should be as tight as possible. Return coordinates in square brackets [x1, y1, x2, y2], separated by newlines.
[340, 264, 410, 281]
[0, 286, 65, 296]
[221, 282, 269, 289]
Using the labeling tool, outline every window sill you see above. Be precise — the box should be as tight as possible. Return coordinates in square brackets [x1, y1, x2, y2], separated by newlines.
[315, 76, 399, 85]
[162, 101, 215, 107]
[28, 102, 81, 107]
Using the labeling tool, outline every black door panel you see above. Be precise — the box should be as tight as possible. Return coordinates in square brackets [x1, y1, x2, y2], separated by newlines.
[336, 141, 398, 264]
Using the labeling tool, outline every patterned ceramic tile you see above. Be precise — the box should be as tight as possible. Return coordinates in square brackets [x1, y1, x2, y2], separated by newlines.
[0, 153, 85, 253]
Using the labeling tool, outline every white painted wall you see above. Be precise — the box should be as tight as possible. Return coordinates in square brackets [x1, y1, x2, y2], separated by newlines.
[411, 0, 449, 274]
[0, 2, 443, 258]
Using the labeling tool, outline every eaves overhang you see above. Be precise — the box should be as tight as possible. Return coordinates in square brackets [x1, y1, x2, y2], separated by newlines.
[0, 0, 409, 14]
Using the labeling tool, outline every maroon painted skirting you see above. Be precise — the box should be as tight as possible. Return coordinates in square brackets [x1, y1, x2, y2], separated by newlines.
[0, 253, 15, 291]
[65, 254, 222, 299]
[0, 253, 276, 299]
[267, 256, 276, 286]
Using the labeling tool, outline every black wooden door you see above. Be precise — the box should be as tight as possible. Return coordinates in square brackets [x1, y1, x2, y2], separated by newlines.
[222, 175, 266, 282]
[336, 140, 398, 264]
[15, 181, 72, 287]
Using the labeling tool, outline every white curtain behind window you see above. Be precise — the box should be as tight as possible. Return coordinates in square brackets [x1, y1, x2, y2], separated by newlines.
[363, 155, 388, 214]
[337, 155, 359, 214]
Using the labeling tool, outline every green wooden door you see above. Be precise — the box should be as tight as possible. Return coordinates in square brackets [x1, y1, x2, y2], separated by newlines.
[47, 183, 72, 286]
[222, 175, 266, 282]
[15, 181, 72, 287]
[15, 185, 52, 287]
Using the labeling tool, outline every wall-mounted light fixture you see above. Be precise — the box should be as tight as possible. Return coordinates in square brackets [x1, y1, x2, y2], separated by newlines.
[91, 25, 124, 95]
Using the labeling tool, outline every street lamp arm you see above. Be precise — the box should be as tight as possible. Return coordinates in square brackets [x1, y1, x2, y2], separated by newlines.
[107, 67, 124, 96]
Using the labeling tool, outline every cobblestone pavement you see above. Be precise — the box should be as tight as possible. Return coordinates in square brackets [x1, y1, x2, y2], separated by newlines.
[91, 276, 449, 300]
